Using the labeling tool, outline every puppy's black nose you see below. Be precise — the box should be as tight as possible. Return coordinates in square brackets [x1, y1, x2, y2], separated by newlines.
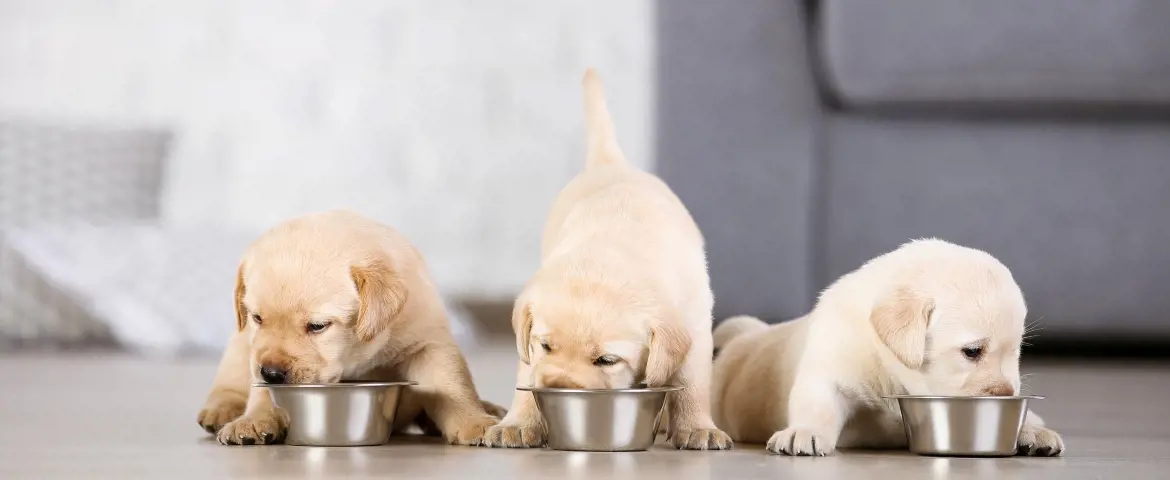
[260, 366, 288, 384]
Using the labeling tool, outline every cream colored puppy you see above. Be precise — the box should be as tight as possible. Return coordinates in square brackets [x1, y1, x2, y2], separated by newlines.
[482, 69, 732, 450]
[712, 239, 1064, 456]
[196, 210, 500, 446]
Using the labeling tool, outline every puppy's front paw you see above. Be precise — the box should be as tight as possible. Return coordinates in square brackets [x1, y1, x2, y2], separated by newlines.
[670, 427, 734, 451]
[216, 410, 288, 446]
[482, 421, 545, 448]
[767, 427, 835, 456]
[445, 414, 498, 446]
[1017, 425, 1064, 457]
[197, 393, 246, 434]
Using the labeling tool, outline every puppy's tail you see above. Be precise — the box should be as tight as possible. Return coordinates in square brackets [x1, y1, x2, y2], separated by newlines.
[714, 315, 768, 350]
[582, 68, 627, 168]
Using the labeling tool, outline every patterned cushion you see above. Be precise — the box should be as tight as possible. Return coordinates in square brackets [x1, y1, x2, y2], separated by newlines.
[0, 120, 169, 226]
[0, 120, 170, 346]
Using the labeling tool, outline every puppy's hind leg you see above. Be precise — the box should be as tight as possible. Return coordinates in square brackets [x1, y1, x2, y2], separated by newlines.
[667, 334, 733, 450]
[480, 400, 508, 419]
[197, 331, 250, 435]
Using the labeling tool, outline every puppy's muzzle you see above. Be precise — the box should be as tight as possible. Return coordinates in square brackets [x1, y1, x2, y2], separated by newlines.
[260, 365, 289, 384]
[980, 384, 1015, 396]
[539, 373, 585, 389]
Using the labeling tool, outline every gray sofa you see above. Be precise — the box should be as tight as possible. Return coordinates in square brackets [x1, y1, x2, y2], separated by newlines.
[658, 0, 1170, 340]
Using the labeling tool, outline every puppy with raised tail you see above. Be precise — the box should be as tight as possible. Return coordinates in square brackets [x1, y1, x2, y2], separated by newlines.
[712, 239, 1063, 456]
[197, 211, 501, 446]
[482, 69, 732, 450]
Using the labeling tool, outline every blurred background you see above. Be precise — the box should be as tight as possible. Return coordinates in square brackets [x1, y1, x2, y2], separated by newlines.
[1, 0, 1169, 359]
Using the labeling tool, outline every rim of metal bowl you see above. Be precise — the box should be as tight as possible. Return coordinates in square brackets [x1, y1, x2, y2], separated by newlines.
[884, 395, 1044, 400]
[252, 381, 418, 389]
[517, 386, 683, 394]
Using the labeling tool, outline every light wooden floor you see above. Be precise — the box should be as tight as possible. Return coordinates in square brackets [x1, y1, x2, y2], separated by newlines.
[2, 343, 1168, 479]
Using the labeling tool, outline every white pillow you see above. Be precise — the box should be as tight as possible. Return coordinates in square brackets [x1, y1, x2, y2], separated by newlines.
[0, 224, 477, 357]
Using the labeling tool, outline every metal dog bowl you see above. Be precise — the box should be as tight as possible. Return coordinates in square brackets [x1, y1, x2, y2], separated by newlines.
[889, 395, 1044, 457]
[261, 381, 415, 446]
[518, 386, 681, 452]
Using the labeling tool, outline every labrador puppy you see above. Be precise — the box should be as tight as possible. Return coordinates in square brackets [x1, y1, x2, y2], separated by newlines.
[481, 69, 731, 450]
[712, 239, 1063, 456]
[196, 210, 500, 445]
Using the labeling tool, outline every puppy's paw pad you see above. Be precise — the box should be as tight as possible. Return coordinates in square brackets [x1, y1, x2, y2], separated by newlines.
[197, 396, 246, 434]
[216, 412, 288, 446]
[670, 427, 734, 451]
[482, 423, 545, 448]
[447, 414, 499, 446]
[766, 427, 835, 456]
[1017, 425, 1064, 457]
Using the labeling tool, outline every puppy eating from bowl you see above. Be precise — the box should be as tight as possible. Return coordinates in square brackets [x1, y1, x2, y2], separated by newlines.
[196, 210, 501, 446]
[711, 239, 1063, 456]
[481, 69, 732, 450]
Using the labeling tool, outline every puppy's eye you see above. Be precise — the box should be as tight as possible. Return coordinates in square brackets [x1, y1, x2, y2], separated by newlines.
[306, 321, 331, 334]
[251, 314, 262, 325]
[961, 346, 985, 361]
[540, 342, 552, 353]
[593, 355, 621, 367]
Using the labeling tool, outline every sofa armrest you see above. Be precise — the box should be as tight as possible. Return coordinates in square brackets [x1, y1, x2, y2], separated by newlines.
[656, 0, 823, 321]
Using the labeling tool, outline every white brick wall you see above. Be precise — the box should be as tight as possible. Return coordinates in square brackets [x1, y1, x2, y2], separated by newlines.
[0, 0, 656, 298]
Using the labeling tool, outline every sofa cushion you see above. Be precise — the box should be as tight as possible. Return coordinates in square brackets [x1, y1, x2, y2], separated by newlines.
[821, 117, 1170, 338]
[819, 0, 1170, 108]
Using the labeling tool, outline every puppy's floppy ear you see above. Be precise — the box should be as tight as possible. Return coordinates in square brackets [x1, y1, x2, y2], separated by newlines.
[234, 262, 247, 331]
[351, 259, 409, 341]
[512, 291, 534, 364]
[643, 316, 692, 387]
[870, 286, 935, 369]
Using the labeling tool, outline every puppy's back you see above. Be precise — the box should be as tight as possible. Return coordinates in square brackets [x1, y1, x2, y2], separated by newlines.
[539, 70, 703, 267]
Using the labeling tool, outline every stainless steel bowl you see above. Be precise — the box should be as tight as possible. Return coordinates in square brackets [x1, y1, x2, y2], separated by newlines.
[518, 386, 681, 452]
[260, 381, 415, 447]
[889, 395, 1044, 457]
